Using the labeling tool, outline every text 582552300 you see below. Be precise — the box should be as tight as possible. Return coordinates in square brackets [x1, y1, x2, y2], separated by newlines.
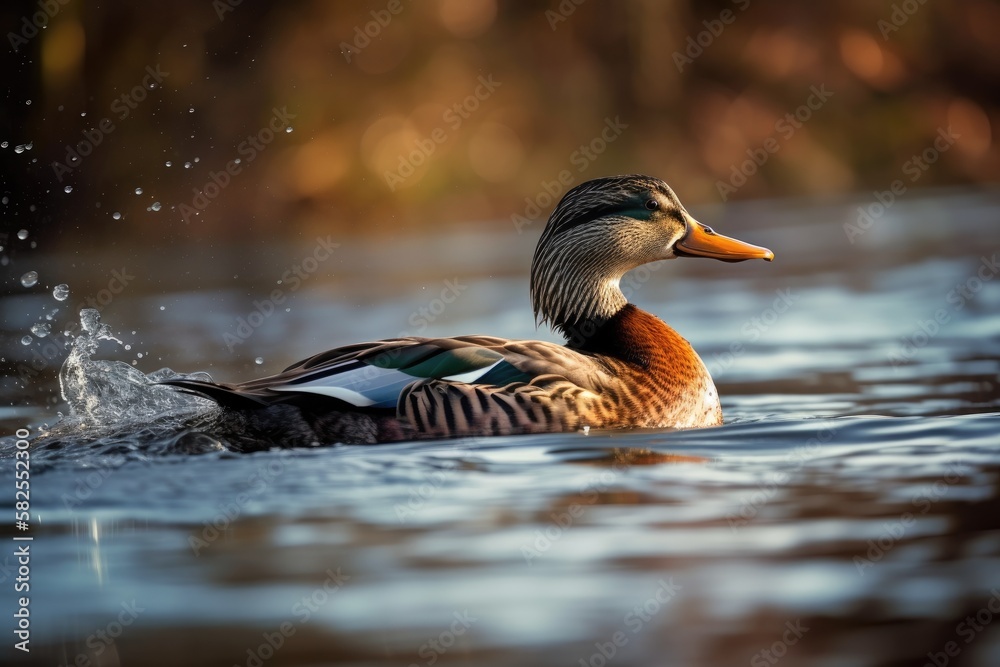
[13, 427, 32, 653]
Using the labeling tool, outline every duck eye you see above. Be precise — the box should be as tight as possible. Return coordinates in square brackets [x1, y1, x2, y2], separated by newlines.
[703, 225, 716, 235]
[644, 199, 659, 211]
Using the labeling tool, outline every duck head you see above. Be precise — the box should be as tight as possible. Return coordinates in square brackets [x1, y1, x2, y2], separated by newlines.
[530, 174, 773, 336]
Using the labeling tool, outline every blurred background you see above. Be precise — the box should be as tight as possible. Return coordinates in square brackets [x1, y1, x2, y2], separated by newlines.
[1, 0, 998, 249]
[4, 4, 1000, 667]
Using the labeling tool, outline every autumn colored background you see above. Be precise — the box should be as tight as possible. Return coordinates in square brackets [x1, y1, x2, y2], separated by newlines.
[2, 0, 998, 252]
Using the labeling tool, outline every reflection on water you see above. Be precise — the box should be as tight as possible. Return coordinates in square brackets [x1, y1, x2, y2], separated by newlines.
[2, 189, 1000, 666]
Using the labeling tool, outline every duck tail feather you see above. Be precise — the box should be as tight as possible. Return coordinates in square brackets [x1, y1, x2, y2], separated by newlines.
[159, 379, 271, 410]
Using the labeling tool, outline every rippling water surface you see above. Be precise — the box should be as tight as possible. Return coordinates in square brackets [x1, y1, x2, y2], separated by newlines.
[2, 190, 1000, 666]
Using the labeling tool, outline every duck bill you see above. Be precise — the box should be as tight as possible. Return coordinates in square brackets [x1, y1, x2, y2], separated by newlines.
[675, 220, 774, 262]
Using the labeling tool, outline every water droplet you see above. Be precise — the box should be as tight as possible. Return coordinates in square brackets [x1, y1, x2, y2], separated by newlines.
[1, 196, 6, 204]
[53, 284, 70, 301]
[184, 162, 192, 169]
[46, 308, 59, 320]
[24, 142, 32, 150]
[159, 305, 165, 311]
[20, 271, 38, 287]
[81, 112, 87, 117]
[165, 160, 172, 167]
[0, 141, 7, 148]
[20, 336, 32, 346]
[25, 100, 31, 106]
[112, 212, 122, 220]
[285, 127, 293, 133]
[255, 357, 264, 365]
[17, 229, 28, 240]
[189, 107, 195, 113]
[31, 322, 50, 338]
[193, 157, 200, 163]
[124, 344, 131, 351]
[134, 187, 143, 195]
[151, 201, 162, 211]
[14, 145, 24, 154]
[64, 185, 73, 193]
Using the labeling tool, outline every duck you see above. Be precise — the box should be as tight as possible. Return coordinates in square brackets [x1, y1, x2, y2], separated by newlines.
[163, 174, 773, 445]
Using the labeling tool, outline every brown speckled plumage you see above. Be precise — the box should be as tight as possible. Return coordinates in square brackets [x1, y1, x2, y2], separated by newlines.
[163, 175, 772, 445]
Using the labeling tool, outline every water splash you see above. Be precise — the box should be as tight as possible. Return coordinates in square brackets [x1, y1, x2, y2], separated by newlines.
[57, 308, 212, 427]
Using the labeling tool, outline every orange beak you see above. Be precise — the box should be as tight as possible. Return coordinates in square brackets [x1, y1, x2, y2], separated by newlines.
[674, 220, 774, 262]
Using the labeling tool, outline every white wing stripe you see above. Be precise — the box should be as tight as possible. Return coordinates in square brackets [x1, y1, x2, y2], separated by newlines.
[269, 358, 506, 408]
[441, 359, 503, 384]
[270, 385, 377, 406]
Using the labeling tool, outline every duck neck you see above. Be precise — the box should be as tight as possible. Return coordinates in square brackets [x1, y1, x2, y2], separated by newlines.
[567, 303, 687, 370]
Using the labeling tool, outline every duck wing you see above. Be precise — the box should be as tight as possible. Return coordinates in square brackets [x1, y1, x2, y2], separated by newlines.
[161, 335, 614, 421]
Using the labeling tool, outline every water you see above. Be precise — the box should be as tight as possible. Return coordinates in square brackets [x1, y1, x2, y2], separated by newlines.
[2, 189, 1000, 666]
